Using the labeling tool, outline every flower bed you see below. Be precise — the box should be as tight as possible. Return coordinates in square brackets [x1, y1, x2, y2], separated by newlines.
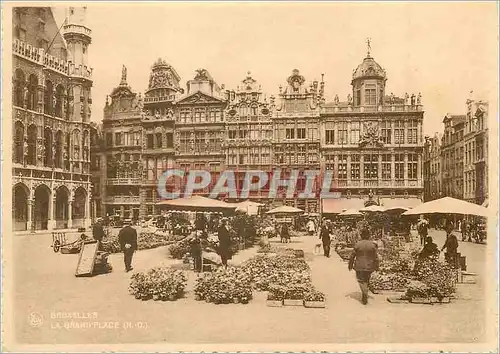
[335, 247, 353, 261]
[241, 254, 311, 291]
[369, 272, 410, 292]
[194, 267, 252, 304]
[129, 268, 187, 301]
[412, 256, 456, 299]
[102, 232, 184, 254]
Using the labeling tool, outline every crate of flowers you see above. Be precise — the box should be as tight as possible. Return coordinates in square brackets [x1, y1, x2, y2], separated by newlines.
[129, 267, 187, 301]
[284, 284, 309, 306]
[335, 247, 354, 261]
[266, 284, 286, 307]
[303, 287, 326, 308]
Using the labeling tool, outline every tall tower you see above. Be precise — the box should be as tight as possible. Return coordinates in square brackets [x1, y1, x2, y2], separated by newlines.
[63, 6, 93, 122]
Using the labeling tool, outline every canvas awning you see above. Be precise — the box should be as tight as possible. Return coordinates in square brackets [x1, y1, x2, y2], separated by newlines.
[380, 197, 422, 210]
[156, 195, 237, 212]
[321, 198, 365, 214]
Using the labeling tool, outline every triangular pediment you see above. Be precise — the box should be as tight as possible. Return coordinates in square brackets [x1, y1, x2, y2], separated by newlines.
[177, 91, 225, 105]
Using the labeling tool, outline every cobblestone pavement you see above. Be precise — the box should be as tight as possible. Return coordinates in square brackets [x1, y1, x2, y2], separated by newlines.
[13, 229, 487, 345]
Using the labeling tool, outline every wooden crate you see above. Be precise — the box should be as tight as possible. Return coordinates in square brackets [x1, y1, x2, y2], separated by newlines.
[266, 300, 283, 307]
[304, 300, 326, 308]
[283, 299, 304, 306]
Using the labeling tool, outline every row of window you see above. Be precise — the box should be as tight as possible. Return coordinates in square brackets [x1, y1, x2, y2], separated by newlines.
[178, 108, 223, 123]
[324, 154, 419, 180]
[324, 123, 418, 145]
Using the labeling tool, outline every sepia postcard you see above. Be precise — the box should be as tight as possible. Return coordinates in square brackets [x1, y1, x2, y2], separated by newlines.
[1, 1, 499, 353]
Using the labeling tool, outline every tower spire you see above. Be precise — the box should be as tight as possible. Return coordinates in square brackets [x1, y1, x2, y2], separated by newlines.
[366, 37, 372, 57]
[120, 65, 127, 86]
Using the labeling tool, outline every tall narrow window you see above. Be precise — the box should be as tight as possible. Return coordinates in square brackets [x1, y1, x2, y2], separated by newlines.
[351, 154, 360, 180]
[350, 122, 360, 144]
[338, 155, 347, 180]
[381, 121, 392, 144]
[364, 89, 376, 105]
[382, 154, 392, 180]
[363, 154, 378, 179]
[395, 153, 404, 180]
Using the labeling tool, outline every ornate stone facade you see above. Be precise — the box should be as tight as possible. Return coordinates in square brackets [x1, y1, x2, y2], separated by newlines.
[12, 7, 94, 232]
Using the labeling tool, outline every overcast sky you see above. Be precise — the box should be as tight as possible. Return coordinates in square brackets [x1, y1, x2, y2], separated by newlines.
[54, 2, 498, 136]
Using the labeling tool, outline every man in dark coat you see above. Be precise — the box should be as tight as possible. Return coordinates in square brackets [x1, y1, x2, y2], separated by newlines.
[189, 231, 203, 272]
[118, 224, 138, 272]
[348, 228, 379, 305]
[319, 220, 332, 257]
[92, 218, 106, 250]
[441, 221, 459, 266]
[217, 219, 231, 267]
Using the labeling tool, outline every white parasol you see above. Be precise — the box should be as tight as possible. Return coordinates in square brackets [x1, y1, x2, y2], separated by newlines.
[402, 197, 489, 217]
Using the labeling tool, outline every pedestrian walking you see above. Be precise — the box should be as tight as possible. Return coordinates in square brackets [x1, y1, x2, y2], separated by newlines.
[441, 221, 459, 266]
[280, 223, 290, 243]
[217, 218, 231, 268]
[118, 223, 138, 272]
[417, 217, 429, 246]
[319, 220, 332, 257]
[307, 219, 316, 236]
[92, 217, 106, 251]
[348, 228, 380, 305]
[190, 231, 203, 272]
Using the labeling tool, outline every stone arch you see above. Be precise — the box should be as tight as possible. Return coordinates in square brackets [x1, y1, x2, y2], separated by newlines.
[54, 130, 63, 169]
[44, 80, 53, 115]
[43, 127, 53, 167]
[239, 104, 248, 117]
[72, 187, 87, 228]
[14, 121, 24, 164]
[14, 69, 25, 107]
[26, 124, 37, 166]
[13, 183, 29, 231]
[33, 184, 51, 230]
[250, 103, 258, 116]
[27, 74, 38, 110]
[55, 84, 65, 118]
[54, 185, 70, 229]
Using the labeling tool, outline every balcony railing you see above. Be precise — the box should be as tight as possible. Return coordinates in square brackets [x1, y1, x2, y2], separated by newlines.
[106, 178, 142, 185]
[104, 196, 141, 204]
[321, 104, 423, 114]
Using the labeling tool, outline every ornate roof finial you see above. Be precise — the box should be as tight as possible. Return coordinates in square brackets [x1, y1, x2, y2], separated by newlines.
[366, 37, 372, 57]
[120, 65, 127, 86]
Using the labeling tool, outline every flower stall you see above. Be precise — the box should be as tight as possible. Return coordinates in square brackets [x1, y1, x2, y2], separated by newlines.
[129, 268, 187, 301]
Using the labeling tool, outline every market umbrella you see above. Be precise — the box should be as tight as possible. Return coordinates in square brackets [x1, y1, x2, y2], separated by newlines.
[402, 197, 489, 217]
[234, 200, 264, 214]
[266, 205, 304, 215]
[359, 205, 385, 212]
[156, 195, 237, 212]
[383, 206, 409, 212]
[339, 208, 363, 216]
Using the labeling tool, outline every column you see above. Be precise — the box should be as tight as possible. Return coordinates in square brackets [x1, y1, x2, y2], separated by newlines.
[26, 199, 33, 231]
[120, 205, 125, 218]
[378, 154, 382, 186]
[47, 194, 54, 231]
[391, 153, 395, 183]
[68, 200, 73, 229]
[404, 153, 408, 187]
[84, 192, 91, 228]
[417, 154, 422, 188]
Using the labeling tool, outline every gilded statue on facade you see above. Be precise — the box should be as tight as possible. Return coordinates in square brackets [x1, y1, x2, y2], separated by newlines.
[417, 92, 422, 105]
[347, 94, 353, 105]
[404, 93, 410, 105]
[334, 94, 340, 105]
[359, 122, 383, 148]
[23, 86, 29, 108]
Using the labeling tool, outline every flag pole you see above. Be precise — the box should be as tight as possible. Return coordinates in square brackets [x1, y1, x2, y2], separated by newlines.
[46, 16, 69, 54]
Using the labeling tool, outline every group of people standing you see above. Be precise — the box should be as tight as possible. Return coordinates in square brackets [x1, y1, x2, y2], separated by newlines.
[189, 217, 232, 272]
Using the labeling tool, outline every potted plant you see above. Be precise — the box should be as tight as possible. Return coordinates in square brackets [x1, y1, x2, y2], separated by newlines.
[303, 288, 326, 308]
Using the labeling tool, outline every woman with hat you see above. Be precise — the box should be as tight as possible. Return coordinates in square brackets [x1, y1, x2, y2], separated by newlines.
[217, 218, 231, 268]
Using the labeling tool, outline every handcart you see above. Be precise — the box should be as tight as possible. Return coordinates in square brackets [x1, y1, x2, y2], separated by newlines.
[51, 232, 87, 253]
